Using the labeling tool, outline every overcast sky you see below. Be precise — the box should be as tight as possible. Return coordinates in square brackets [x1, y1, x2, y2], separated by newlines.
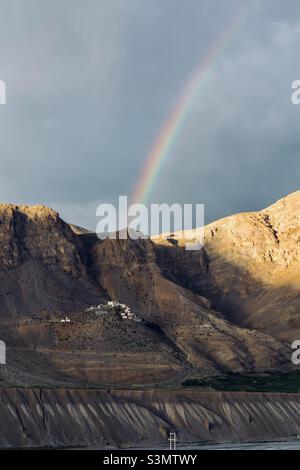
[0, 0, 300, 229]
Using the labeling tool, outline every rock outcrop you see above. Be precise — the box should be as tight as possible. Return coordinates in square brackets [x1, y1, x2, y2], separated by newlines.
[0, 388, 299, 448]
[152, 191, 300, 343]
[0, 204, 103, 319]
[1, 193, 300, 387]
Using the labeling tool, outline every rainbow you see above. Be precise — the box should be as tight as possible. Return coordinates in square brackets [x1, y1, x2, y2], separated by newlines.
[131, 7, 247, 204]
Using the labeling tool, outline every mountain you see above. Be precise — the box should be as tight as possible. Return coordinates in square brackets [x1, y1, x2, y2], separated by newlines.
[0, 194, 299, 388]
[153, 190, 300, 342]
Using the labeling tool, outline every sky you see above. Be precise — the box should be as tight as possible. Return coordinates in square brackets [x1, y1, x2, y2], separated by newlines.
[0, 0, 300, 230]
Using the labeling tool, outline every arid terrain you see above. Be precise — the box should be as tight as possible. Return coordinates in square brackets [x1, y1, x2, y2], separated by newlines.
[1, 192, 300, 446]
[1, 388, 300, 448]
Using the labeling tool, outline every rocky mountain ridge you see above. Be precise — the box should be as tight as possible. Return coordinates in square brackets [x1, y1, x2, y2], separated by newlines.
[153, 190, 300, 342]
[0, 193, 300, 387]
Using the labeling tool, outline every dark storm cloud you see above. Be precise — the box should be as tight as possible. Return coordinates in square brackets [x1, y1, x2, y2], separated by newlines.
[0, 0, 299, 228]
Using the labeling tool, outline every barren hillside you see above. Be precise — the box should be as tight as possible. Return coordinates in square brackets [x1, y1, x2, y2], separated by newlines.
[1, 194, 300, 387]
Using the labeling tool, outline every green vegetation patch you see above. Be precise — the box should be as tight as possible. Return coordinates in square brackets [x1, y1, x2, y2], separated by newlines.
[182, 371, 300, 393]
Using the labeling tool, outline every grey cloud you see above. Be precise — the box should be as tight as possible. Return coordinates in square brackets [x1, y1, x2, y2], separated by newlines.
[0, 0, 299, 228]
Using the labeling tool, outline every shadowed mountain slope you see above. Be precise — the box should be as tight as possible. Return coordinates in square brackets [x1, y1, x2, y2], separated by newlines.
[1, 194, 299, 387]
[152, 191, 300, 342]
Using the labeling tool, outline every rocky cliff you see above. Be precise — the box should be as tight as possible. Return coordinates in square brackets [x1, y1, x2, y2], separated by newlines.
[0, 388, 299, 448]
[1, 194, 300, 388]
[152, 190, 300, 343]
[0, 204, 103, 319]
